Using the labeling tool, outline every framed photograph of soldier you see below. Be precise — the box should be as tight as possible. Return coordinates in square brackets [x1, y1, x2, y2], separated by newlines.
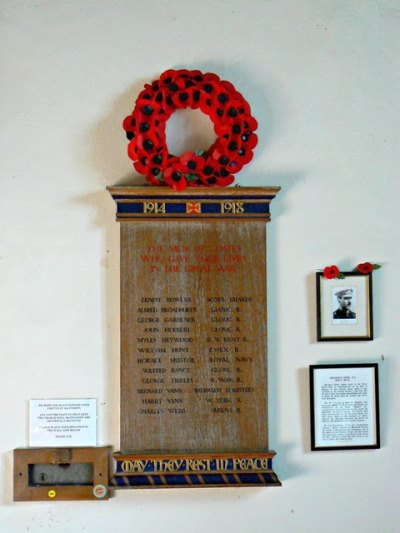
[309, 363, 380, 450]
[316, 272, 373, 341]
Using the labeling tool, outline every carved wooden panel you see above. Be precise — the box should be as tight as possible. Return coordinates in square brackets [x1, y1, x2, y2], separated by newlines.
[120, 220, 268, 453]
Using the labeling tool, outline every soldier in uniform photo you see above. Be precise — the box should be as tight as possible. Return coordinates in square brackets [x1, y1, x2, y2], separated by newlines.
[333, 288, 356, 319]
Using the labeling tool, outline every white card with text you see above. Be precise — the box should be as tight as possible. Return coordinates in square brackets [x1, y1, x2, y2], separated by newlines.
[30, 398, 97, 447]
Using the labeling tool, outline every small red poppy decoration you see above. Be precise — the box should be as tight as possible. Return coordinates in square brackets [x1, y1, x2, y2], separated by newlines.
[356, 262, 381, 274]
[123, 69, 258, 191]
[323, 265, 345, 279]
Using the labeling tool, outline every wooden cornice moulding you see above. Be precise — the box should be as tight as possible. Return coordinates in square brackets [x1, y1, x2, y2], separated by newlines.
[107, 186, 280, 222]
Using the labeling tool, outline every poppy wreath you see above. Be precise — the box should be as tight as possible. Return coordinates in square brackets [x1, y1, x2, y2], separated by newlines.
[123, 69, 258, 191]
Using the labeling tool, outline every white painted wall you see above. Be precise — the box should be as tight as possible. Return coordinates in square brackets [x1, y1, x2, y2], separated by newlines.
[1, 1, 399, 531]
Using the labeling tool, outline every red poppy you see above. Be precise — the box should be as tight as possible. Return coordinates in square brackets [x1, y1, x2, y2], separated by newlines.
[213, 122, 231, 137]
[146, 169, 164, 186]
[357, 262, 374, 274]
[196, 160, 218, 181]
[187, 178, 204, 187]
[323, 265, 340, 279]
[180, 152, 205, 173]
[159, 69, 180, 86]
[135, 87, 153, 101]
[163, 163, 187, 191]
[198, 80, 225, 111]
[136, 131, 159, 155]
[210, 137, 250, 174]
[199, 172, 235, 187]
[188, 70, 203, 79]
[203, 72, 220, 83]
[133, 158, 148, 175]
[214, 173, 235, 187]
[221, 100, 251, 124]
[148, 151, 167, 168]
[220, 80, 235, 93]
[127, 139, 138, 160]
[170, 88, 195, 109]
[172, 69, 191, 79]
[242, 132, 258, 150]
[122, 115, 136, 136]
[226, 131, 257, 163]
[135, 99, 161, 120]
[211, 137, 230, 161]
[235, 148, 254, 169]
[246, 116, 258, 131]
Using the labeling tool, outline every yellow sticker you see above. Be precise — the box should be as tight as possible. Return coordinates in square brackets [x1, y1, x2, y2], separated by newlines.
[47, 489, 56, 499]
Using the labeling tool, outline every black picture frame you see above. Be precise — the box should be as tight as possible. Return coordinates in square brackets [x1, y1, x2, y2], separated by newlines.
[316, 272, 373, 341]
[309, 363, 380, 451]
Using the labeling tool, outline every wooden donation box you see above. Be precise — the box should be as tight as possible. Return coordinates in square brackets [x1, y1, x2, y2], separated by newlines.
[108, 186, 281, 488]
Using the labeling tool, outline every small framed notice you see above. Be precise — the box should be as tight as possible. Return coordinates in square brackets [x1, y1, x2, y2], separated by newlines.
[309, 364, 380, 451]
[30, 399, 97, 447]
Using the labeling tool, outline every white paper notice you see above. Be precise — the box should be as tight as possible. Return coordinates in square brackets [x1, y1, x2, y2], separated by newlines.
[313, 367, 377, 447]
[30, 399, 97, 447]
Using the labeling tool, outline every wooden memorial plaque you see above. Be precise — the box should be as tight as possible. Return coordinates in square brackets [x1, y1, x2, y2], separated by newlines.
[108, 186, 281, 488]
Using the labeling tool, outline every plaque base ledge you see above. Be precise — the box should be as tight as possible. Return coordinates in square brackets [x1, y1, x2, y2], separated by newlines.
[111, 451, 281, 489]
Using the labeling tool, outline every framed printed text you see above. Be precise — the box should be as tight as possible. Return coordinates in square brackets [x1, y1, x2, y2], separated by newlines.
[309, 363, 380, 451]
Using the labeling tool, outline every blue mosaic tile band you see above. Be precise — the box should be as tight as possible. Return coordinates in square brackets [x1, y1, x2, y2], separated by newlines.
[116, 202, 269, 215]
[110, 471, 281, 488]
